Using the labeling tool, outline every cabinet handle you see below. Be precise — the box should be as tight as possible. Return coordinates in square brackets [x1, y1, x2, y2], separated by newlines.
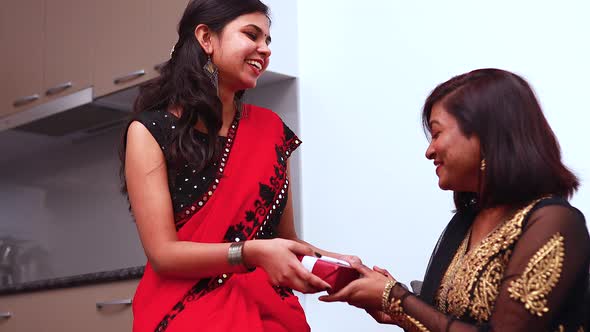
[0, 312, 12, 319]
[46, 81, 73, 96]
[13, 94, 40, 107]
[96, 298, 132, 309]
[113, 70, 146, 85]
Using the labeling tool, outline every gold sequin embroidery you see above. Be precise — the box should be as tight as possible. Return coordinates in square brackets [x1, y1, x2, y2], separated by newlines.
[435, 233, 469, 314]
[508, 233, 565, 317]
[471, 249, 512, 321]
[435, 198, 544, 322]
[554, 325, 584, 332]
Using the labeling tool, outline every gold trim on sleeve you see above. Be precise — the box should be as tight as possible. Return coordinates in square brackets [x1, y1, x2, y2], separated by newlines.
[554, 325, 584, 332]
[388, 312, 431, 332]
[508, 233, 565, 317]
[386, 292, 430, 331]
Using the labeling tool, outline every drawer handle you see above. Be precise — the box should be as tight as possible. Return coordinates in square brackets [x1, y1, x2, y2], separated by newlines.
[46, 81, 73, 96]
[113, 70, 146, 85]
[96, 298, 132, 309]
[13, 94, 40, 107]
[0, 312, 12, 319]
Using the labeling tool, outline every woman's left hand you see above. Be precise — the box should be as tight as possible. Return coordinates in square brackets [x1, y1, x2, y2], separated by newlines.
[319, 263, 392, 310]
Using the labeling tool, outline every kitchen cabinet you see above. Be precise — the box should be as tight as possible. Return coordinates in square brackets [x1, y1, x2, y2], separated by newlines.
[43, 0, 94, 101]
[0, 279, 138, 332]
[0, 0, 45, 117]
[92, 0, 158, 97]
[0, 0, 297, 122]
[148, 0, 190, 71]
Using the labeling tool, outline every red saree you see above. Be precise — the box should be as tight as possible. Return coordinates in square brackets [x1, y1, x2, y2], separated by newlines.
[132, 104, 308, 332]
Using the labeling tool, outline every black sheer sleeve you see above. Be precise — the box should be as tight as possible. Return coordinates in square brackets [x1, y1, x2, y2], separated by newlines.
[389, 204, 589, 332]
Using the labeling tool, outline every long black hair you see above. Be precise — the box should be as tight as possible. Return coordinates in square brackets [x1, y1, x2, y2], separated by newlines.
[120, 0, 269, 194]
[422, 68, 579, 212]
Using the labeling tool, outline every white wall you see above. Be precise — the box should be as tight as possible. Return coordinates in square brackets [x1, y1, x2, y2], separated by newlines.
[263, 0, 299, 76]
[295, 1, 590, 331]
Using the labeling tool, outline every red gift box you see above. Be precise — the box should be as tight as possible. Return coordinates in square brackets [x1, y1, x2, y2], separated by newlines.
[298, 256, 360, 292]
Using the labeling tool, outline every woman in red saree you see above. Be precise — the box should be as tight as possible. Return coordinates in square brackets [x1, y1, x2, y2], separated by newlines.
[121, 1, 354, 331]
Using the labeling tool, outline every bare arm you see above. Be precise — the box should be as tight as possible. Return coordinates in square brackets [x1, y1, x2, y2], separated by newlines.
[126, 121, 330, 292]
[126, 121, 242, 278]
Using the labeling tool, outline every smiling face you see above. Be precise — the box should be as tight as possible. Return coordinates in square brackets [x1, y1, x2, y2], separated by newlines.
[207, 12, 271, 92]
[425, 102, 482, 192]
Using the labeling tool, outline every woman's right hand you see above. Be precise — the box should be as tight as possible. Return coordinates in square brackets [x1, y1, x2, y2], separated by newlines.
[243, 239, 331, 294]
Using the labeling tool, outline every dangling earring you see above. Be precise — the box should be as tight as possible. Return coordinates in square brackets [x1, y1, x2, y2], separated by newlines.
[203, 55, 219, 92]
[480, 159, 486, 172]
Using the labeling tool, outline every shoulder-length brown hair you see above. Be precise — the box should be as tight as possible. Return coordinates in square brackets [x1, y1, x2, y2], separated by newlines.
[422, 68, 579, 212]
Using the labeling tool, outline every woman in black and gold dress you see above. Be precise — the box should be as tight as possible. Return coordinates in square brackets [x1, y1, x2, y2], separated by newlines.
[320, 68, 590, 331]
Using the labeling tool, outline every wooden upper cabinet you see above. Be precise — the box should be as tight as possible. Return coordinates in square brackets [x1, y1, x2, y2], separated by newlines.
[148, 0, 190, 71]
[0, 0, 45, 118]
[43, 0, 94, 100]
[0, 0, 203, 119]
[92, 0, 157, 98]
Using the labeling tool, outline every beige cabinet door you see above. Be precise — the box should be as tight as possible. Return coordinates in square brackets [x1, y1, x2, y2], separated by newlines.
[0, 279, 138, 332]
[148, 0, 190, 71]
[77, 279, 138, 331]
[0, 0, 45, 118]
[92, 0, 158, 97]
[43, 0, 94, 101]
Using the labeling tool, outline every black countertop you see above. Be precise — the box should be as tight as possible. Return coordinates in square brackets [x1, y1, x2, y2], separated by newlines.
[0, 266, 144, 296]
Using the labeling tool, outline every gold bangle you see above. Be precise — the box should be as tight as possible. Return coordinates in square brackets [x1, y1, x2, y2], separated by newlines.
[381, 279, 397, 312]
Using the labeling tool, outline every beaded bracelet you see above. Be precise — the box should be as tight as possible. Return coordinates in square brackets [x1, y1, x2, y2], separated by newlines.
[381, 279, 398, 313]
